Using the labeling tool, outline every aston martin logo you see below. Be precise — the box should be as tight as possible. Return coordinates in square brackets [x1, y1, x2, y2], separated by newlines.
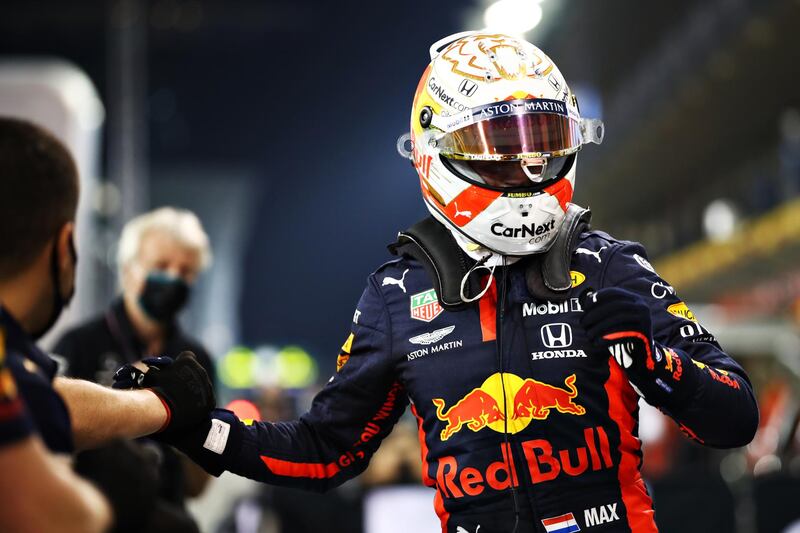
[409, 325, 456, 346]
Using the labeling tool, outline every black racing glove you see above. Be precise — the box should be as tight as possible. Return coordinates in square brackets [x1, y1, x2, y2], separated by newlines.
[152, 408, 244, 477]
[113, 351, 215, 434]
[579, 287, 697, 408]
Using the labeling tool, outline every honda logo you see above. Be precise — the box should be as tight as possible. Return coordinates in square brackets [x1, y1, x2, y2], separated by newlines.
[458, 79, 478, 97]
[541, 323, 572, 348]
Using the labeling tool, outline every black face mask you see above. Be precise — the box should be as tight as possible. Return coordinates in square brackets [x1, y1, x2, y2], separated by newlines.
[138, 272, 190, 324]
[32, 236, 77, 340]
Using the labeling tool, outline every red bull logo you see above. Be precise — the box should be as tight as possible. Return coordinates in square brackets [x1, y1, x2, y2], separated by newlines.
[512, 374, 585, 420]
[432, 373, 585, 441]
[432, 389, 505, 441]
[436, 426, 615, 498]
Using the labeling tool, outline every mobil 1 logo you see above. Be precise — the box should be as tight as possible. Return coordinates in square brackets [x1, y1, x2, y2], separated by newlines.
[523, 298, 583, 318]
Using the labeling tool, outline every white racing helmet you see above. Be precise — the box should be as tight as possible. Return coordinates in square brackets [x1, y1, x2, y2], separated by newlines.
[405, 32, 604, 256]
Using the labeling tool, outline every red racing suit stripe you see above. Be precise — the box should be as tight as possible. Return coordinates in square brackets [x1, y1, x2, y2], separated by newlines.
[259, 456, 341, 479]
[605, 359, 658, 532]
[478, 276, 498, 342]
[412, 403, 450, 533]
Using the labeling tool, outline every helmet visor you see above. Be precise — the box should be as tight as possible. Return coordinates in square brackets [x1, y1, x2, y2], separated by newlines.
[431, 98, 601, 160]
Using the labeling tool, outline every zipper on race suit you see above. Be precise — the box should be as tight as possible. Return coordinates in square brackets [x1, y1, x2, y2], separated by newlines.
[495, 261, 523, 533]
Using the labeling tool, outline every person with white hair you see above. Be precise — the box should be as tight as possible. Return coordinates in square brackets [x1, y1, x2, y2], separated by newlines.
[57, 206, 213, 384]
[53, 206, 216, 533]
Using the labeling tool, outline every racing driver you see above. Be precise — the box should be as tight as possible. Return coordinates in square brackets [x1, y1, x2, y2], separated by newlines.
[120, 32, 759, 533]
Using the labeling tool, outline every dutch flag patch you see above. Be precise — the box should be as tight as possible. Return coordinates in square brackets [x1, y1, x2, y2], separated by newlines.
[541, 512, 581, 533]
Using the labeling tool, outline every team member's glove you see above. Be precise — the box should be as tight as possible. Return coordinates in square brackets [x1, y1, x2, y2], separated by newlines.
[579, 287, 696, 408]
[113, 351, 216, 434]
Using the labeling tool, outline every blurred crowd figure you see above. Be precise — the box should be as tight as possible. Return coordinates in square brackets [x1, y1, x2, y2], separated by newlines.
[53, 207, 216, 533]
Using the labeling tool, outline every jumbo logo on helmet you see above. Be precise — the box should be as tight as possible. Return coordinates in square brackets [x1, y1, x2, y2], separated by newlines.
[440, 33, 552, 82]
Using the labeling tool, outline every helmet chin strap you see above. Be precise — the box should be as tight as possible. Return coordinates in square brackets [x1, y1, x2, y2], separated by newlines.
[459, 253, 497, 303]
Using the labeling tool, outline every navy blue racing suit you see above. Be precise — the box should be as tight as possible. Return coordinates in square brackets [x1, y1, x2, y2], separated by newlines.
[173, 230, 758, 533]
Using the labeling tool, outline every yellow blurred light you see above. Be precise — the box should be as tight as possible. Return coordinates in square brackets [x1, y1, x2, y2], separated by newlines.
[275, 345, 318, 389]
[484, 0, 544, 35]
[218, 346, 258, 389]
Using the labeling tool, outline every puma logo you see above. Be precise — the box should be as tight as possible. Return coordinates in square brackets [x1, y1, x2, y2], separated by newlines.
[575, 246, 607, 263]
[382, 269, 409, 293]
[453, 201, 473, 219]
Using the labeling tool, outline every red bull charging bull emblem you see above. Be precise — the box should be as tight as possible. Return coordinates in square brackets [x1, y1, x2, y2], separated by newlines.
[432, 373, 585, 441]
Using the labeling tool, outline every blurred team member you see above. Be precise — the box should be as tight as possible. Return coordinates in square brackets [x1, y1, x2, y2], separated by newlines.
[0, 343, 110, 533]
[55, 207, 216, 532]
[0, 117, 110, 532]
[0, 117, 214, 530]
[56, 207, 215, 385]
[121, 33, 759, 532]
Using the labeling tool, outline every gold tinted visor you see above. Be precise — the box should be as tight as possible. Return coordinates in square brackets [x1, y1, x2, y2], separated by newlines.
[430, 98, 603, 161]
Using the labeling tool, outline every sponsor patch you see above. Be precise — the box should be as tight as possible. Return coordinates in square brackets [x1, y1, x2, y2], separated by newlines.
[341, 333, 354, 353]
[634, 254, 656, 273]
[650, 281, 675, 299]
[541, 512, 581, 533]
[428, 77, 469, 111]
[382, 268, 409, 293]
[691, 360, 740, 389]
[491, 219, 555, 239]
[541, 323, 572, 348]
[407, 339, 464, 361]
[575, 246, 607, 263]
[570, 271, 585, 288]
[679, 323, 716, 343]
[409, 325, 455, 345]
[337, 333, 354, 372]
[584, 503, 619, 527]
[523, 298, 582, 317]
[532, 349, 587, 360]
[203, 418, 231, 455]
[410, 288, 444, 322]
[667, 302, 697, 322]
[432, 373, 585, 440]
[458, 78, 478, 97]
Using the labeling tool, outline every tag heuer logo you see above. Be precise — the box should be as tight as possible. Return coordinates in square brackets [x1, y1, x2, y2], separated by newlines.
[410, 289, 443, 322]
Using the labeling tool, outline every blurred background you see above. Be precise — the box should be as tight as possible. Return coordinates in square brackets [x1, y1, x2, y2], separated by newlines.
[2, 0, 800, 531]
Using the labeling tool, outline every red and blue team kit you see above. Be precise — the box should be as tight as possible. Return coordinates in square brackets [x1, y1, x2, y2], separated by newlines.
[175, 230, 757, 533]
[0, 307, 72, 453]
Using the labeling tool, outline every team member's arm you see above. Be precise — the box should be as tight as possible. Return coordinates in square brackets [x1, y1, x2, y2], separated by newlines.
[129, 276, 408, 492]
[0, 437, 112, 533]
[580, 242, 758, 448]
[0, 351, 111, 532]
[55, 352, 214, 450]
